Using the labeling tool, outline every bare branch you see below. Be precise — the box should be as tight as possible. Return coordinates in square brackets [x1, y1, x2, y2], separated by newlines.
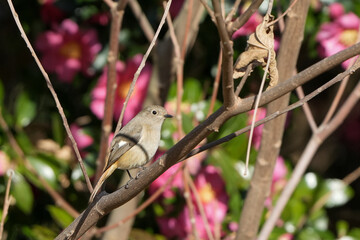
[6, 0, 93, 193]
[55, 41, 360, 240]
[211, 0, 235, 107]
[0, 170, 14, 240]
[129, 0, 155, 43]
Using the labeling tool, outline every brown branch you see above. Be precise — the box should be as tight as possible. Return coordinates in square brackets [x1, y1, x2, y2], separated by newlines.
[236, 1, 310, 239]
[207, 48, 223, 117]
[94, 0, 129, 185]
[199, 0, 216, 23]
[55, 40, 360, 240]
[0, 170, 13, 240]
[259, 78, 360, 240]
[129, 0, 155, 43]
[227, 0, 264, 35]
[115, 0, 173, 134]
[225, 0, 241, 23]
[6, 0, 93, 193]
[186, 60, 359, 159]
[211, 0, 235, 107]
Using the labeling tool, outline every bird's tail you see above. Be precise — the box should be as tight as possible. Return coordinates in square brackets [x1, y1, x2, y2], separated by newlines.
[89, 164, 117, 202]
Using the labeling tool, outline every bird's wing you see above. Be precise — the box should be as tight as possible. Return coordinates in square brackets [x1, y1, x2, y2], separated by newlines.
[103, 124, 142, 172]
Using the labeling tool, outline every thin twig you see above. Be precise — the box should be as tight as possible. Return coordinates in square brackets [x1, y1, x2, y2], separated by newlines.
[94, 0, 128, 185]
[165, 1, 184, 138]
[225, 0, 242, 23]
[115, 0, 173, 134]
[267, 0, 299, 27]
[0, 109, 79, 218]
[258, 79, 360, 240]
[244, 50, 271, 175]
[187, 170, 215, 240]
[234, 63, 253, 96]
[181, 0, 194, 59]
[207, 48, 223, 117]
[6, 0, 93, 193]
[102, 0, 115, 8]
[296, 86, 317, 132]
[183, 166, 200, 240]
[199, 0, 216, 23]
[185, 65, 360, 160]
[129, 0, 155, 43]
[0, 170, 14, 240]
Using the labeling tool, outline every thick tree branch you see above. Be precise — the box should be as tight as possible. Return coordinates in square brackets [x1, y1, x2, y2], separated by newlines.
[237, 1, 310, 239]
[55, 41, 360, 240]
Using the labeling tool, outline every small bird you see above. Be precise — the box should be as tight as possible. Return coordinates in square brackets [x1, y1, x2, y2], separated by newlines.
[89, 105, 172, 202]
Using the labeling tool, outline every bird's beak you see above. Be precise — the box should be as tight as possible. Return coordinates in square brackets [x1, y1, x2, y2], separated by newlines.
[164, 114, 173, 118]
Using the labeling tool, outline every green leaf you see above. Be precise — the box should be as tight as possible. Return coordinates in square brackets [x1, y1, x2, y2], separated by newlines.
[15, 91, 36, 128]
[11, 172, 34, 214]
[51, 113, 64, 145]
[183, 78, 202, 103]
[22, 225, 56, 240]
[337, 220, 349, 237]
[47, 205, 74, 229]
[27, 156, 58, 189]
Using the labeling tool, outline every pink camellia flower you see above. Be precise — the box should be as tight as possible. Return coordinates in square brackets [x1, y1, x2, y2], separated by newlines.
[156, 165, 228, 239]
[36, 19, 101, 82]
[265, 156, 288, 207]
[70, 124, 93, 150]
[247, 108, 267, 150]
[90, 54, 152, 124]
[316, 3, 360, 68]
[232, 12, 262, 38]
[70, 124, 94, 157]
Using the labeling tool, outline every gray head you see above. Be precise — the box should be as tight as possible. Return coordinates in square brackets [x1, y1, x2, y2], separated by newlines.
[138, 105, 173, 123]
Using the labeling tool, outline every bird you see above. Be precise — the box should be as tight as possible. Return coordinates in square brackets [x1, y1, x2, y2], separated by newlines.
[89, 105, 172, 202]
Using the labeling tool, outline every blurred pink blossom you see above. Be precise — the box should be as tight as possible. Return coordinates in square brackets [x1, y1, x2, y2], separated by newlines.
[232, 12, 262, 38]
[316, 3, 359, 68]
[36, 19, 101, 82]
[247, 108, 267, 150]
[70, 124, 93, 157]
[265, 156, 288, 207]
[90, 54, 152, 124]
[70, 124, 93, 150]
[155, 165, 228, 239]
[279, 233, 294, 240]
[88, 12, 110, 26]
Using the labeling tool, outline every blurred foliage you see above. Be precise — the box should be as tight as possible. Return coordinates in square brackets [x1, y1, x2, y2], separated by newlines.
[0, 0, 360, 239]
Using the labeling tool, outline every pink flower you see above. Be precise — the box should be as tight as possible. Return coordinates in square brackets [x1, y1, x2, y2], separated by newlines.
[232, 12, 262, 38]
[247, 108, 267, 149]
[155, 165, 228, 239]
[70, 124, 93, 157]
[88, 12, 110, 26]
[265, 156, 287, 207]
[316, 3, 360, 68]
[70, 124, 93, 150]
[279, 233, 294, 240]
[36, 19, 101, 82]
[90, 54, 152, 124]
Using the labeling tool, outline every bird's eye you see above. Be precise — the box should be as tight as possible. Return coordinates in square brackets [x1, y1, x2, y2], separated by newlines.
[152, 110, 158, 115]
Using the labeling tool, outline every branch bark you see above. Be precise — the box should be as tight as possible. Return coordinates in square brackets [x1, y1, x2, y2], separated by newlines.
[55, 41, 360, 240]
[236, 1, 310, 239]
